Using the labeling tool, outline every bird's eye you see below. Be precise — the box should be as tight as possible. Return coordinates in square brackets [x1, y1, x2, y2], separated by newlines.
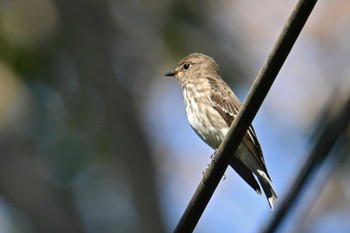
[183, 63, 191, 70]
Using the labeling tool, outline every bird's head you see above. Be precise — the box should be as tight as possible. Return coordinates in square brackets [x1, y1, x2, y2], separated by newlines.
[165, 53, 221, 87]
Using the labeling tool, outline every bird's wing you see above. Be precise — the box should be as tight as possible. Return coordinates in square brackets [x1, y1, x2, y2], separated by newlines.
[208, 78, 269, 177]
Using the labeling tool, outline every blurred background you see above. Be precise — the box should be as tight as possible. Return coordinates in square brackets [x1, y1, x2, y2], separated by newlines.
[0, 0, 349, 232]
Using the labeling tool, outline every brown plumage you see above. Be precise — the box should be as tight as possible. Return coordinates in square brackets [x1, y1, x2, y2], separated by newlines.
[166, 53, 277, 209]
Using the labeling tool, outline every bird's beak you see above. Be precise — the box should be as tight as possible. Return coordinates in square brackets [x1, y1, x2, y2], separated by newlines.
[165, 71, 175, 77]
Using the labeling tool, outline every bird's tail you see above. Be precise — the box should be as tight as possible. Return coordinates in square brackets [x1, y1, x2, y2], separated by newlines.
[235, 146, 277, 209]
[256, 171, 277, 209]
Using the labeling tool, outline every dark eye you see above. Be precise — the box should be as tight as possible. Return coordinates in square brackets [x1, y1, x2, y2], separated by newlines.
[183, 63, 191, 70]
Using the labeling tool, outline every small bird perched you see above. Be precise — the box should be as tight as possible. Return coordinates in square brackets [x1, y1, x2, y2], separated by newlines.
[165, 52, 277, 209]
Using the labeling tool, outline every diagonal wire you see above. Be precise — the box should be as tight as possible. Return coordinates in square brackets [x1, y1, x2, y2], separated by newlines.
[174, 0, 318, 232]
[261, 91, 350, 233]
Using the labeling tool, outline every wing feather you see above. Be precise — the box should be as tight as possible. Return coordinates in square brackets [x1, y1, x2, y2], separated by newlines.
[207, 77, 269, 177]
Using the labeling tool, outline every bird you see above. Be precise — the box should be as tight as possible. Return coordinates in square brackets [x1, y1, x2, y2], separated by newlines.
[165, 52, 277, 209]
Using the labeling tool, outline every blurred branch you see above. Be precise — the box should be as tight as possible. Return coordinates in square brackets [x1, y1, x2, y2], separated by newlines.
[52, 1, 165, 232]
[262, 91, 350, 233]
[174, 0, 318, 232]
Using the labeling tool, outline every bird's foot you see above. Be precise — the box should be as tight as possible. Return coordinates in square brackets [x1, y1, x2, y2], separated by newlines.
[210, 150, 217, 159]
[201, 163, 210, 178]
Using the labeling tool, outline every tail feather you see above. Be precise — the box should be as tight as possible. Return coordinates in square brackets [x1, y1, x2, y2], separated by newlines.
[230, 157, 261, 195]
[230, 160, 278, 209]
[258, 177, 277, 210]
[237, 147, 278, 209]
